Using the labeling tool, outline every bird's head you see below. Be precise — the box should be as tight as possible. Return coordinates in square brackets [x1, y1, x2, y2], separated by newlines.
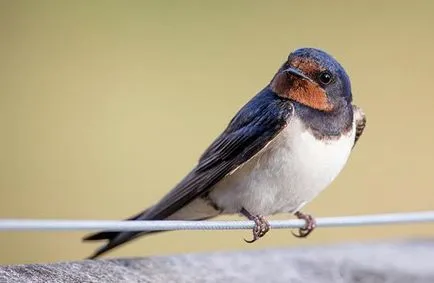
[270, 48, 352, 112]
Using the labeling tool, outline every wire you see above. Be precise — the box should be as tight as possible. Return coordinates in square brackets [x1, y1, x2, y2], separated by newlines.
[0, 211, 433, 232]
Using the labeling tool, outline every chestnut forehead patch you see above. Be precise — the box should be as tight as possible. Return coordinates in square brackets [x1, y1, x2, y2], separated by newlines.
[289, 57, 326, 76]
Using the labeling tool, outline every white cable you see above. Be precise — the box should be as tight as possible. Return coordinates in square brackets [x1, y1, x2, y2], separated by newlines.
[0, 211, 433, 232]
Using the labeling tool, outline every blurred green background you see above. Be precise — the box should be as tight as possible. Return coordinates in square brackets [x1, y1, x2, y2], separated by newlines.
[1, 1, 433, 264]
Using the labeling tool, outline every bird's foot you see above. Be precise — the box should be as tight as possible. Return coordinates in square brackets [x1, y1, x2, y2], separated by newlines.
[244, 215, 270, 243]
[291, 211, 316, 238]
[240, 208, 270, 243]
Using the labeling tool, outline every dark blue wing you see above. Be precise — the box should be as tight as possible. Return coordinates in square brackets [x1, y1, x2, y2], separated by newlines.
[145, 88, 293, 220]
[84, 88, 293, 258]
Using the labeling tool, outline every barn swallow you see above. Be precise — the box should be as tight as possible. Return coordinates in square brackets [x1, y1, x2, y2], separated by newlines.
[84, 47, 366, 259]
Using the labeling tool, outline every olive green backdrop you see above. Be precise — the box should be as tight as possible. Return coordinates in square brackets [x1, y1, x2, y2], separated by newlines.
[1, 1, 433, 264]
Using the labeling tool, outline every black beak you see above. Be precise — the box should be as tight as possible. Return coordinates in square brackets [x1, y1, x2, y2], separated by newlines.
[284, 67, 315, 83]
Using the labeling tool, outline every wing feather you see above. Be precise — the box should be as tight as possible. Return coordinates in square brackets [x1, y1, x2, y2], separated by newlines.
[352, 105, 366, 147]
[83, 89, 293, 258]
[144, 90, 293, 220]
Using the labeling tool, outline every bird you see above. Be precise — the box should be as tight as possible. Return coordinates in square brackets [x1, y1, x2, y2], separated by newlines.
[83, 47, 366, 259]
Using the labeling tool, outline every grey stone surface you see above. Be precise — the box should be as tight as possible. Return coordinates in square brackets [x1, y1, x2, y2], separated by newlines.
[1, 239, 434, 283]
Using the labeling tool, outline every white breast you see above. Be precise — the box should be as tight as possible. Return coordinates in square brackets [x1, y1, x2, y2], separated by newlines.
[209, 115, 356, 216]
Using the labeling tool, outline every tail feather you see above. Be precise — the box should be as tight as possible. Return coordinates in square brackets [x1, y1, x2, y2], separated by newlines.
[83, 208, 154, 259]
[85, 230, 155, 259]
[84, 201, 219, 259]
[83, 208, 148, 241]
[83, 230, 120, 241]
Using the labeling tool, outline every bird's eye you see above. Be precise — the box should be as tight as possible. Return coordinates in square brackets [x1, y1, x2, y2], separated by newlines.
[318, 71, 333, 85]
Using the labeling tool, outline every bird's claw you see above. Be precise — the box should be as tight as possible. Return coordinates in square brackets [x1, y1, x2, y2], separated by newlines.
[244, 215, 270, 243]
[291, 211, 316, 238]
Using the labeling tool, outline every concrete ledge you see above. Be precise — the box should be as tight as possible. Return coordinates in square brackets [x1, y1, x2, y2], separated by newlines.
[1, 239, 434, 283]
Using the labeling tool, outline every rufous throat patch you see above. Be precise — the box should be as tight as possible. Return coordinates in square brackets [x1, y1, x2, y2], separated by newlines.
[270, 72, 333, 112]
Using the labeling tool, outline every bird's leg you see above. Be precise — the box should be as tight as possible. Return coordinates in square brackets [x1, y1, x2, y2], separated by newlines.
[291, 211, 316, 238]
[240, 207, 270, 243]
